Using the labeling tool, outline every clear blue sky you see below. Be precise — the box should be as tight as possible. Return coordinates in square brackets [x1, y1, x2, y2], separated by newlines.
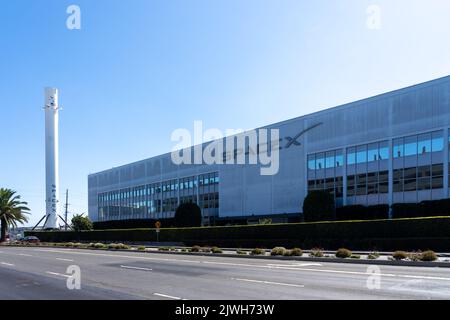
[1, 0, 450, 226]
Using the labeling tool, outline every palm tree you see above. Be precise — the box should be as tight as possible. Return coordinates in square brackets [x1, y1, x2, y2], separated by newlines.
[0, 189, 30, 242]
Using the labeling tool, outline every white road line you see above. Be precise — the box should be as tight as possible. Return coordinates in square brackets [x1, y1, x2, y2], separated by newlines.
[18, 253, 33, 257]
[153, 293, 183, 300]
[232, 278, 305, 288]
[120, 265, 152, 271]
[32, 248, 450, 282]
[1, 262, 15, 267]
[267, 263, 322, 267]
[45, 271, 70, 278]
[56, 258, 74, 262]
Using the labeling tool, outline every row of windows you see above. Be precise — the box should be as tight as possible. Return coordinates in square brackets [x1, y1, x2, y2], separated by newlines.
[308, 129, 447, 172]
[98, 172, 219, 204]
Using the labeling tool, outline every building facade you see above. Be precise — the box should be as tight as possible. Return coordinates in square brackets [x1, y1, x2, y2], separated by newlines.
[88, 76, 450, 224]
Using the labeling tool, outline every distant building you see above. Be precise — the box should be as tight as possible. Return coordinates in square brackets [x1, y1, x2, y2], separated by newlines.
[88, 76, 450, 225]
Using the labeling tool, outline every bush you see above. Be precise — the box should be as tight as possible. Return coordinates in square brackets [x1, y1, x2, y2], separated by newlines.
[350, 254, 360, 259]
[310, 248, 324, 258]
[65, 242, 75, 247]
[409, 251, 422, 261]
[158, 247, 170, 251]
[211, 247, 223, 254]
[303, 191, 335, 222]
[420, 250, 438, 262]
[392, 251, 409, 260]
[367, 252, 380, 260]
[251, 248, 266, 256]
[271, 247, 287, 256]
[71, 215, 93, 231]
[200, 247, 211, 253]
[93, 243, 106, 249]
[335, 248, 352, 259]
[236, 249, 247, 255]
[290, 248, 303, 256]
[137, 246, 146, 251]
[191, 245, 201, 253]
[174, 203, 202, 228]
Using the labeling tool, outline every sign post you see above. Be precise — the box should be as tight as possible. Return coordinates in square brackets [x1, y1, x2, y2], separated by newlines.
[155, 221, 161, 243]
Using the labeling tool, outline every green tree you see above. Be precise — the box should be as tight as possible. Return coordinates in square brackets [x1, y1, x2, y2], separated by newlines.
[174, 202, 202, 227]
[0, 189, 30, 242]
[302, 190, 335, 222]
[71, 214, 93, 231]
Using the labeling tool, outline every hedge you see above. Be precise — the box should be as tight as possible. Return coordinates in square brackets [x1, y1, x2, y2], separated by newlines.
[26, 216, 450, 251]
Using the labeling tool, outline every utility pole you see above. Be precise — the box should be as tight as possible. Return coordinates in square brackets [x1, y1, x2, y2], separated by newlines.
[64, 189, 69, 231]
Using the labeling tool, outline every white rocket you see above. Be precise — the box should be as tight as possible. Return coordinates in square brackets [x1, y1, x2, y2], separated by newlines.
[44, 87, 61, 229]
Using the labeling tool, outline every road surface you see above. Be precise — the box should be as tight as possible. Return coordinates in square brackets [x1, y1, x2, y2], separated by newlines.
[1, 246, 450, 300]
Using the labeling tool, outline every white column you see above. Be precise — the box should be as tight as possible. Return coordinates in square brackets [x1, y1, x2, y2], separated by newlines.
[44, 88, 61, 229]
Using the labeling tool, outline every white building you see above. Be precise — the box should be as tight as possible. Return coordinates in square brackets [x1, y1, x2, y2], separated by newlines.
[88, 75, 450, 224]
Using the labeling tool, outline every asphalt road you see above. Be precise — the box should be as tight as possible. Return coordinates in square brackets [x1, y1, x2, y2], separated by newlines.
[1, 246, 450, 300]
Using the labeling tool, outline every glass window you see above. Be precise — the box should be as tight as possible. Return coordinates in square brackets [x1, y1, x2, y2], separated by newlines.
[432, 131, 443, 152]
[356, 145, 367, 164]
[368, 143, 378, 162]
[347, 147, 356, 165]
[316, 153, 325, 170]
[335, 150, 343, 167]
[404, 136, 417, 156]
[325, 151, 335, 169]
[379, 141, 389, 160]
[417, 133, 431, 155]
[308, 155, 315, 170]
[393, 138, 404, 158]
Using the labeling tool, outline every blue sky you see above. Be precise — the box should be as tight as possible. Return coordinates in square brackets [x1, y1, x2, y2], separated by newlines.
[1, 0, 450, 226]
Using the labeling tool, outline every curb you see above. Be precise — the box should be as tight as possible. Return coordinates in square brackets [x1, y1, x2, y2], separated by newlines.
[4, 244, 450, 268]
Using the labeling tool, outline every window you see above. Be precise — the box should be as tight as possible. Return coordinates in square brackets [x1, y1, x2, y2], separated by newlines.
[347, 147, 356, 165]
[393, 138, 404, 158]
[404, 136, 417, 156]
[356, 145, 367, 164]
[316, 153, 325, 170]
[379, 141, 389, 160]
[335, 150, 343, 167]
[368, 143, 378, 162]
[432, 131, 443, 152]
[417, 133, 431, 155]
[325, 151, 334, 169]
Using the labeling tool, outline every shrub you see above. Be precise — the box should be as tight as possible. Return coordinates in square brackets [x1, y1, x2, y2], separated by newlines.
[290, 248, 303, 257]
[108, 243, 119, 249]
[367, 252, 380, 260]
[271, 247, 287, 256]
[180, 248, 187, 252]
[200, 247, 211, 253]
[336, 248, 352, 259]
[174, 203, 202, 227]
[283, 250, 292, 256]
[420, 250, 438, 262]
[211, 247, 223, 254]
[236, 249, 247, 255]
[392, 251, 409, 260]
[303, 191, 335, 222]
[158, 247, 170, 251]
[71, 214, 93, 231]
[93, 243, 105, 249]
[73, 243, 84, 248]
[137, 246, 146, 251]
[65, 242, 75, 247]
[251, 248, 266, 256]
[310, 248, 324, 258]
[191, 245, 201, 253]
[350, 254, 361, 259]
[169, 247, 177, 252]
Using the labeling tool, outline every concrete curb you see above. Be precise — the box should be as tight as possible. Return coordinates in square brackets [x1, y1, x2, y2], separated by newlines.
[4, 244, 450, 268]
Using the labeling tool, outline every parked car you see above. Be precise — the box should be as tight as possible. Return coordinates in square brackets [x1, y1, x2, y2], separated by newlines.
[22, 236, 40, 243]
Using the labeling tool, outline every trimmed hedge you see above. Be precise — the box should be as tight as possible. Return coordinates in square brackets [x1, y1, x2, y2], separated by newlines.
[336, 205, 389, 221]
[26, 216, 450, 251]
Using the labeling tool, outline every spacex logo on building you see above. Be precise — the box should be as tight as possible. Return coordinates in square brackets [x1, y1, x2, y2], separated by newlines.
[171, 121, 322, 176]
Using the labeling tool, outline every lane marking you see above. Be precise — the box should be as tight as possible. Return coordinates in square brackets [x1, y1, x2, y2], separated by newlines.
[1, 262, 15, 267]
[120, 265, 152, 272]
[18, 253, 33, 257]
[267, 263, 322, 267]
[153, 293, 184, 300]
[45, 271, 70, 278]
[31, 248, 450, 282]
[56, 258, 74, 262]
[232, 278, 305, 288]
